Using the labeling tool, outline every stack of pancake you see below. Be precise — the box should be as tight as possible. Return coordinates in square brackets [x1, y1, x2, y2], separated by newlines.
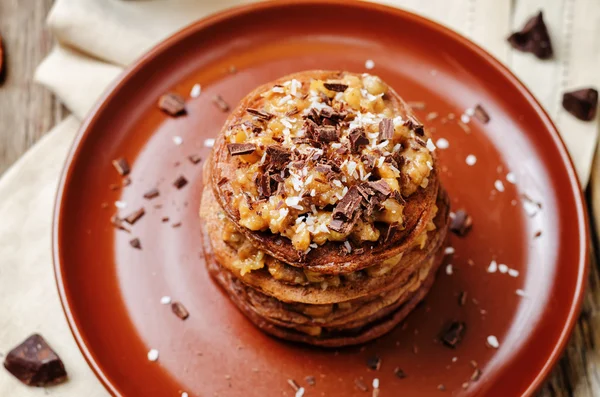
[200, 71, 450, 347]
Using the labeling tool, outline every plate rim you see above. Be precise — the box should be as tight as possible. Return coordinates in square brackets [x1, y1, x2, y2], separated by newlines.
[51, 1, 590, 396]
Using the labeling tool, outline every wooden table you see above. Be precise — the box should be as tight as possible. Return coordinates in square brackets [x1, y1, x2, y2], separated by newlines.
[0, 1, 598, 396]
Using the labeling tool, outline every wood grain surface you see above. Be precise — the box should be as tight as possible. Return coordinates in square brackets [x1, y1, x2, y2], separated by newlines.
[0, 0, 598, 396]
[0, 0, 65, 175]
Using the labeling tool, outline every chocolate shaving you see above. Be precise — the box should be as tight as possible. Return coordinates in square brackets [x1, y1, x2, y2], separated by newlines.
[257, 173, 271, 199]
[112, 158, 130, 176]
[188, 154, 202, 164]
[562, 88, 598, 121]
[246, 108, 274, 120]
[212, 95, 230, 112]
[158, 93, 186, 116]
[305, 376, 316, 386]
[124, 208, 145, 225]
[217, 176, 229, 186]
[172, 222, 182, 228]
[349, 127, 369, 153]
[173, 175, 188, 189]
[162, 217, 169, 223]
[266, 145, 291, 168]
[394, 368, 407, 379]
[315, 125, 339, 142]
[320, 107, 346, 123]
[129, 238, 141, 249]
[384, 222, 399, 242]
[366, 356, 381, 371]
[171, 302, 189, 320]
[360, 153, 376, 171]
[227, 143, 257, 156]
[367, 180, 392, 198]
[404, 116, 424, 136]
[330, 186, 363, 233]
[473, 104, 491, 124]
[441, 322, 466, 348]
[507, 11, 553, 59]
[450, 210, 472, 236]
[378, 118, 394, 140]
[323, 82, 348, 92]
[3, 334, 67, 387]
[143, 188, 159, 199]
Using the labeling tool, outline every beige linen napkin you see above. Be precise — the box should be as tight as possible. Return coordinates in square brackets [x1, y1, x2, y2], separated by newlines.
[1, 0, 598, 396]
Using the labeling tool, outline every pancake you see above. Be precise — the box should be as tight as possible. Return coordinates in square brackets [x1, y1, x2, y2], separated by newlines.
[200, 186, 449, 304]
[210, 70, 440, 272]
[206, 248, 443, 347]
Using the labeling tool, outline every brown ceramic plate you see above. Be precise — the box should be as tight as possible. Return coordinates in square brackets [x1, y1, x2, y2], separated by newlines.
[53, 1, 588, 396]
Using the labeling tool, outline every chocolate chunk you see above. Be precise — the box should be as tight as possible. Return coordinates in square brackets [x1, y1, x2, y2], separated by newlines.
[378, 118, 394, 140]
[266, 145, 291, 167]
[441, 322, 466, 348]
[246, 108, 274, 120]
[305, 376, 316, 386]
[161, 217, 169, 223]
[450, 210, 472, 236]
[404, 116, 424, 136]
[129, 238, 141, 249]
[367, 180, 392, 198]
[508, 11, 553, 59]
[394, 367, 407, 379]
[473, 104, 491, 124]
[212, 95, 230, 112]
[458, 291, 468, 306]
[112, 158, 130, 176]
[534, 230, 542, 238]
[124, 208, 145, 225]
[3, 334, 67, 387]
[188, 154, 202, 164]
[217, 176, 229, 186]
[171, 302, 189, 320]
[366, 356, 381, 370]
[349, 127, 369, 153]
[562, 88, 598, 121]
[323, 82, 348, 92]
[173, 175, 188, 189]
[172, 222, 182, 228]
[158, 93, 186, 116]
[315, 125, 339, 142]
[227, 143, 257, 156]
[320, 107, 346, 123]
[143, 188, 159, 199]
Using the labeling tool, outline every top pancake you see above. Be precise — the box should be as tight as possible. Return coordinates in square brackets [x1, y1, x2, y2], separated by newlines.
[211, 70, 439, 271]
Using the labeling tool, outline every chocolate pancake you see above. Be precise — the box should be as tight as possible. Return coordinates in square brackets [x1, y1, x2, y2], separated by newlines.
[206, 249, 443, 347]
[200, 186, 450, 305]
[210, 70, 440, 272]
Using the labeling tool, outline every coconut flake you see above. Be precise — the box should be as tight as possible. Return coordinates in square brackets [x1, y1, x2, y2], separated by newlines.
[365, 59, 375, 70]
[147, 349, 159, 361]
[173, 136, 183, 145]
[487, 260, 497, 273]
[160, 296, 172, 305]
[436, 138, 449, 149]
[498, 264, 508, 273]
[460, 114, 471, 124]
[426, 138, 436, 152]
[204, 138, 215, 148]
[516, 289, 527, 297]
[372, 378, 380, 389]
[494, 180, 505, 192]
[444, 247, 455, 255]
[465, 154, 477, 166]
[486, 335, 499, 349]
[446, 264, 453, 275]
[508, 269, 519, 278]
[506, 172, 516, 184]
[343, 241, 352, 253]
[190, 83, 201, 98]
[115, 200, 127, 209]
